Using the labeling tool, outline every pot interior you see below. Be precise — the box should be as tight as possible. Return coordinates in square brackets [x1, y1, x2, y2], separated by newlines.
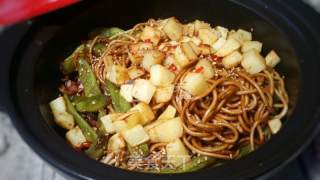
[10, 0, 307, 179]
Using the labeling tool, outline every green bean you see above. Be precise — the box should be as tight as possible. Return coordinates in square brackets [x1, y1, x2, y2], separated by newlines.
[93, 43, 106, 57]
[128, 143, 149, 159]
[105, 80, 131, 113]
[77, 59, 101, 97]
[159, 156, 216, 173]
[85, 135, 108, 159]
[63, 94, 98, 142]
[100, 27, 124, 38]
[61, 44, 85, 74]
[75, 95, 107, 112]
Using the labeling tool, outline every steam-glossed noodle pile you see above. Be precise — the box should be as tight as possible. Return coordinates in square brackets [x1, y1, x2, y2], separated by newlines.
[49, 17, 288, 173]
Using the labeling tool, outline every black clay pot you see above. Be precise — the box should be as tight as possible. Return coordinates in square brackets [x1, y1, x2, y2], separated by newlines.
[1, 0, 320, 179]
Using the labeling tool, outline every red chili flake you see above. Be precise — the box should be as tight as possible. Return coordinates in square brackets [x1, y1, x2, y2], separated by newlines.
[194, 66, 204, 73]
[210, 54, 222, 62]
[169, 64, 177, 72]
[80, 142, 92, 149]
[144, 39, 152, 43]
[170, 45, 178, 49]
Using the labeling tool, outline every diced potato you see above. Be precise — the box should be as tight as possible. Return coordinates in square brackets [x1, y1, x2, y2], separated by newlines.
[129, 42, 153, 65]
[66, 127, 87, 148]
[241, 50, 266, 74]
[158, 105, 176, 120]
[182, 72, 210, 96]
[128, 66, 145, 79]
[144, 105, 176, 130]
[100, 114, 122, 134]
[163, 55, 182, 72]
[183, 23, 195, 36]
[241, 41, 262, 53]
[130, 102, 155, 125]
[154, 85, 175, 103]
[113, 120, 128, 133]
[126, 112, 143, 128]
[181, 42, 198, 60]
[166, 139, 191, 167]
[198, 28, 218, 45]
[194, 20, 211, 33]
[228, 29, 252, 44]
[190, 36, 202, 46]
[106, 65, 129, 85]
[174, 45, 190, 68]
[141, 50, 165, 71]
[140, 26, 161, 45]
[132, 79, 156, 104]
[211, 37, 226, 52]
[107, 133, 126, 153]
[265, 50, 281, 68]
[237, 29, 252, 42]
[188, 41, 200, 55]
[49, 97, 74, 130]
[148, 117, 183, 143]
[122, 125, 150, 146]
[195, 59, 214, 79]
[163, 17, 183, 40]
[222, 51, 243, 69]
[268, 118, 282, 134]
[215, 38, 240, 57]
[198, 44, 212, 55]
[120, 84, 133, 102]
[150, 64, 175, 87]
[216, 26, 229, 39]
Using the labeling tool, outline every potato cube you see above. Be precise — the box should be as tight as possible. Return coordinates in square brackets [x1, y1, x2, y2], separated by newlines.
[128, 66, 145, 79]
[150, 64, 175, 87]
[120, 84, 133, 102]
[222, 51, 243, 69]
[195, 59, 214, 79]
[66, 127, 87, 148]
[49, 97, 74, 130]
[122, 125, 150, 146]
[181, 42, 198, 60]
[198, 44, 212, 55]
[216, 26, 229, 39]
[241, 50, 266, 74]
[163, 55, 182, 72]
[154, 85, 175, 103]
[140, 26, 161, 45]
[265, 50, 281, 68]
[132, 79, 156, 104]
[107, 133, 126, 153]
[106, 65, 129, 85]
[268, 118, 282, 134]
[215, 38, 240, 57]
[163, 17, 183, 40]
[130, 102, 155, 125]
[228, 29, 252, 44]
[174, 45, 190, 68]
[141, 50, 165, 71]
[190, 36, 202, 46]
[237, 29, 252, 42]
[188, 41, 200, 55]
[113, 120, 128, 133]
[194, 20, 211, 33]
[158, 105, 176, 120]
[211, 37, 226, 53]
[182, 72, 210, 96]
[198, 28, 218, 45]
[183, 23, 195, 36]
[148, 117, 183, 143]
[166, 139, 191, 167]
[241, 41, 262, 53]
[126, 112, 143, 128]
[100, 114, 121, 134]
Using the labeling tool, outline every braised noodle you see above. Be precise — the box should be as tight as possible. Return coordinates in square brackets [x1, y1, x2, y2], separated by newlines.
[51, 18, 288, 172]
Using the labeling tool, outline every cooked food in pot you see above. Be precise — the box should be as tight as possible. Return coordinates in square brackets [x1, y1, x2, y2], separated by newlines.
[49, 17, 288, 173]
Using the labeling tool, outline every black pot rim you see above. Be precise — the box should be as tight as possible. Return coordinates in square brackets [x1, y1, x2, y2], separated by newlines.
[1, 0, 320, 179]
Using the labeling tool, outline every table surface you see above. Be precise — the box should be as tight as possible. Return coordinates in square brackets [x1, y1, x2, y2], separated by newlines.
[0, 1, 319, 180]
